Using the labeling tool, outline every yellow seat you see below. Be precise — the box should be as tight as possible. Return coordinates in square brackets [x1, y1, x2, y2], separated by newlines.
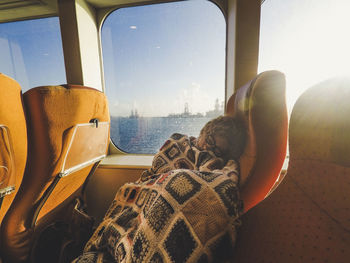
[232, 77, 350, 262]
[0, 73, 27, 223]
[226, 70, 288, 212]
[1, 84, 110, 263]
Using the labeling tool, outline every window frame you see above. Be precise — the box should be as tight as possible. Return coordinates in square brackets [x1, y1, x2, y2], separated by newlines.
[97, 0, 228, 156]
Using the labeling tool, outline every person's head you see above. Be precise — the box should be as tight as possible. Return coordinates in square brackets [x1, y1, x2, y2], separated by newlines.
[197, 115, 247, 161]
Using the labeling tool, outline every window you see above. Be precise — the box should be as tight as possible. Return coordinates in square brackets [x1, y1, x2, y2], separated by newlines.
[0, 17, 66, 92]
[259, 0, 350, 114]
[101, 1, 226, 154]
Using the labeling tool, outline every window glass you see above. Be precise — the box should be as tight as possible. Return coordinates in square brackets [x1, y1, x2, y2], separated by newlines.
[0, 17, 66, 92]
[259, 0, 350, 114]
[102, 1, 225, 154]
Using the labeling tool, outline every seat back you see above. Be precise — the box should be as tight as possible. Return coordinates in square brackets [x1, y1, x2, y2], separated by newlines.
[0, 126, 15, 202]
[0, 74, 27, 222]
[232, 77, 350, 262]
[1, 84, 110, 263]
[226, 70, 288, 212]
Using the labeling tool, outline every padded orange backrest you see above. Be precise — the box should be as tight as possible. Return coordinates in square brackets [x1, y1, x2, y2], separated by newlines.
[232, 77, 350, 262]
[226, 70, 288, 212]
[0, 85, 110, 263]
[0, 73, 27, 223]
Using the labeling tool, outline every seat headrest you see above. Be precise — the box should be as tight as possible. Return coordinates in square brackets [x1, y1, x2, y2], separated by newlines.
[226, 70, 288, 212]
[290, 77, 350, 165]
[288, 77, 350, 231]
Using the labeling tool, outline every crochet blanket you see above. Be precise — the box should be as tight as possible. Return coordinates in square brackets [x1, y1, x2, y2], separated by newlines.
[73, 134, 243, 263]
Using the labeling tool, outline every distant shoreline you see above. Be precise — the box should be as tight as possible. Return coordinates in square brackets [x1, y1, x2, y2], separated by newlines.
[110, 114, 223, 119]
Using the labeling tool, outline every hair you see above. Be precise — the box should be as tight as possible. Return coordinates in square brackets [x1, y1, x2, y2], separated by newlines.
[199, 115, 247, 161]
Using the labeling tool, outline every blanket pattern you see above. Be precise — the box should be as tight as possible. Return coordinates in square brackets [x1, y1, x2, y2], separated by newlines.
[73, 134, 243, 263]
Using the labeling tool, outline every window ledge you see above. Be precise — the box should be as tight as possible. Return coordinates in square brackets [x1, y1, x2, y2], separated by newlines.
[100, 154, 153, 169]
[100, 155, 289, 172]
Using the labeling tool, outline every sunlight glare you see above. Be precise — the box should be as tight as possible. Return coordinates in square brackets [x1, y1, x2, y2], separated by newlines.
[259, 0, 350, 112]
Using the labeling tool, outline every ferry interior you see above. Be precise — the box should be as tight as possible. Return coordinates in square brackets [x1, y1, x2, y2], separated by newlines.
[0, 0, 349, 262]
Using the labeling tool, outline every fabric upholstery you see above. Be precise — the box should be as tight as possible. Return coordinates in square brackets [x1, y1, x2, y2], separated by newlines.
[0, 85, 110, 263]
[226, 70, 288, 212]
[231, 77, 350, 262]
[0, 73, 27, 223]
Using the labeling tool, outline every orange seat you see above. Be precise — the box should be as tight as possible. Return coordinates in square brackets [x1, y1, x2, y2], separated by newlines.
[0, 73, 27, 222]
[232, 77, 350, 262]
[226, 70, 288, 212]
[1, 84, 110, 263]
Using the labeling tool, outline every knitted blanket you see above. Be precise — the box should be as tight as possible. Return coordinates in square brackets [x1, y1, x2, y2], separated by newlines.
[73, 134, 243, 263]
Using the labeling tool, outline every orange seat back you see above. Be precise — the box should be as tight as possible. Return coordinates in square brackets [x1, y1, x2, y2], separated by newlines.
[226, 70, 288, 212]
[0, 73, 27, 223]
[232, 77, 350, 262]
[1, 84, 110, 263]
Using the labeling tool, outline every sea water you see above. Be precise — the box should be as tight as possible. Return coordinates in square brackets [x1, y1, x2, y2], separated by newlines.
[110, 116, 213, 154]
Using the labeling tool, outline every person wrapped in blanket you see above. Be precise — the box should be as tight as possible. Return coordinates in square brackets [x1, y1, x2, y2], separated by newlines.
[73, 115, 247, 263]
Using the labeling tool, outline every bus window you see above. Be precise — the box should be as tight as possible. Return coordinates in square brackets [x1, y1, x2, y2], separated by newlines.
[101, 0, 226, 154]
[0, 17, 66, 92]
[259, 0, 350, 114]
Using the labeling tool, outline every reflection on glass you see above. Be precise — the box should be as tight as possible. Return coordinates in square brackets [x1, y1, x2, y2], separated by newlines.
[0, 17, 66, 92]
[102, 0, 226, 154]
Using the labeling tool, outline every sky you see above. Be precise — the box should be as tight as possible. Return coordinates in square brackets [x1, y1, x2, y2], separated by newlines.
[101, 0, 226, 117]
[0, 17, 66, 91]
[0, 0, 350, 116]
